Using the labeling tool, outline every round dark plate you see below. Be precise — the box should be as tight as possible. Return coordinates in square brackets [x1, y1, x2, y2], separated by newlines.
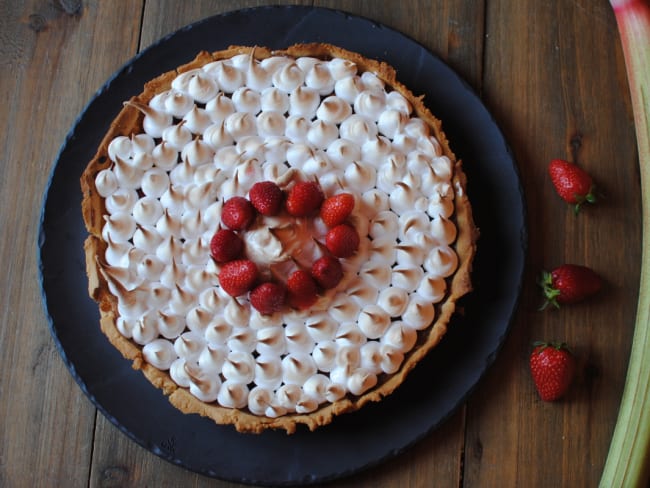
[38, 5, 526, 486]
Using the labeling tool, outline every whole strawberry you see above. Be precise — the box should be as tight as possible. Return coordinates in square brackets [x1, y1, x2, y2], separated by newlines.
[320, 193, 355, 227]
[548, 159, 596, 213]
[286, 269, 319, 310]
[222, 196, 256, 230]
[250, 282, 286, 314]
[249, 181, 284, 216]
[325, 223, 360, 258]
[218, 259, 258, 297]
[210, 228, 243, 263]
[311, 255, 343, 289]
[285, 181, 324, 217]
[529, 341, 576, 401]
[540, 264, 603, 309]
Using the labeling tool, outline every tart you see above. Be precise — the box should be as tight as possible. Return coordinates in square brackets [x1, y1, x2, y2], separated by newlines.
[80, 43, 478, 434]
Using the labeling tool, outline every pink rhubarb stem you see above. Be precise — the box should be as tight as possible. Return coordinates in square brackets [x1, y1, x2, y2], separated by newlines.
[602, 0, 650, 486]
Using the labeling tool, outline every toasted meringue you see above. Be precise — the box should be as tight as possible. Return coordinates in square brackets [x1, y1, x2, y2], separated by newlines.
[222, 351, 255, 384]
[377, 286, 409, 317]
[423, 245, 459, 278]
[273, 62, 305, 92]
[381, 321, 417, 353]
[104, 187, 137, 215]
[256, 326, 287, 357]
[225, 112, 257, 140]
[402, 295, 436, 330]
[142, 339, 176, 370]
[259, 86, 289, 112]
[255, 355, 283, 390]
[124, 100, 172, 138]
[232, 87, 261, 114]
[326, 138, 361, 167]
[339, 114, 378, 144]
[358, 304, 391, 339]
[217, 382, 248, 408]
[198, 344, 227, 374]
[205, 92, 235, 122]
[162, 121, 192, 152]
[305, 62, 335, 94]
[354, 90, 386, 121]
[203, 61, 244, 93]
[254, 110, 285, 137]
[102, 212, 136, 243]
[281, 353, 317, 385]
[94, 169, 118, 198]
[107, 136, 133, 162]
[334, 75, 363, 104]
[132, 151, 155, 171]
[289, 86, 320, 118]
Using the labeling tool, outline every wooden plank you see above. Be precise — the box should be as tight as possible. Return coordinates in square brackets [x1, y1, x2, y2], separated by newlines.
[310, 0, 486, 90]
[463, 1, 640, 486]
[332, 409, 466, 488]
[0, 0, 143, 486]
[138, 0, 312, 51]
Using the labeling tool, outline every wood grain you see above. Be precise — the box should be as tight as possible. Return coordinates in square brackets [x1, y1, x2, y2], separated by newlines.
[464, 1, 640, 486]
[0, 0, 142, 486]
[0, 0, 641, 486]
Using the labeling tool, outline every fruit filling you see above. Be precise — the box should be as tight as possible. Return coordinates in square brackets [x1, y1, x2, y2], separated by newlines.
[211, 180, 360, 314]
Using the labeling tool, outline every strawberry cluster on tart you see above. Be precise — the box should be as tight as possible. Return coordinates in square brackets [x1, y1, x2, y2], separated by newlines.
[80, 43, 478, 434]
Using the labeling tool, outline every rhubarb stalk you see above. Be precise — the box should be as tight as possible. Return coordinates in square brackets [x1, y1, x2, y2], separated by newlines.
[601, 0, 650, 486]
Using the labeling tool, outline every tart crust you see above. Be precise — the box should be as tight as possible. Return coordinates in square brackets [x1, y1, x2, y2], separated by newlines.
[81, 43, 478, 434]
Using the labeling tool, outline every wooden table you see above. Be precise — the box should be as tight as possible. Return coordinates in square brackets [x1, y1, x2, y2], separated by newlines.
[1, 0, 643, 486]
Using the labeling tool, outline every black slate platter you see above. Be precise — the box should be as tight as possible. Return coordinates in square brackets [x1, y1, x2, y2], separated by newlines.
[38, 5, 526, 486]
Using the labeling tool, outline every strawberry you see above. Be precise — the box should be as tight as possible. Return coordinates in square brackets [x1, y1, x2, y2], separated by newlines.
[218, 259, 258, 297]
[311, 255, 343, 289]
[548, 159, 597, 213]
[540, 264, 603, 309]
[221, 196, 256, 230]
[285, 181, 324, 217]
[529, 341, 576, 401]
[320, 193, 355, 227]
[249, 181, 284, 216]
[286, 269, 319, 310]
[210, 228, 244, 263]
[249, 282, 286, 314]
[325, 223, 360, 258]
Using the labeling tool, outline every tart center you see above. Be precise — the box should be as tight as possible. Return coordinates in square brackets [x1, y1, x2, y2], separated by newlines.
[210, 179, 361, 314]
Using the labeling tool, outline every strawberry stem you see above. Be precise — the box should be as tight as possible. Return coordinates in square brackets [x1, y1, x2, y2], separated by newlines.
[572, 184, 597, 215]
[538, 271, 561, 310]
[532, 340, 571, 352]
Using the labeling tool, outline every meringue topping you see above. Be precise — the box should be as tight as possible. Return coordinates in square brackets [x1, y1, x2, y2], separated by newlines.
[95, 49, 465, 419]
[164, 90, 194, 118]
[232, 87, 261, 114]
[124, 100, 172, 138]
[205, 92, 235, 122]
[142, 339, 176, 370]
[107, 136, 133, 162]
[95, 169, 118, 197]
[289, 86, 320, 118]
[273, 62, 305, 92]
[162, 120, 193, 151]
[203, 61, 244, 93]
